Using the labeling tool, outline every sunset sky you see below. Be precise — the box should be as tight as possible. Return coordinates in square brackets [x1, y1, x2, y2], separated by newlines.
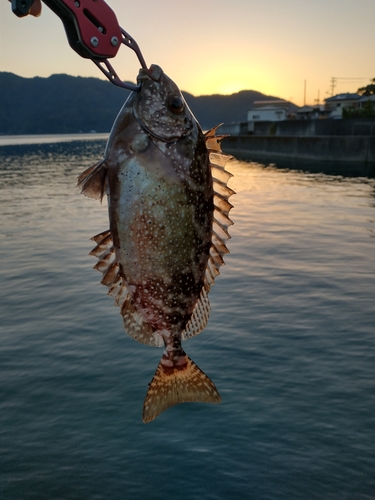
[1, 0, 374, 105]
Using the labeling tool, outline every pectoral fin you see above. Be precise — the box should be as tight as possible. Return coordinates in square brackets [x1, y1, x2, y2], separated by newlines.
[77, 159, 108, 201]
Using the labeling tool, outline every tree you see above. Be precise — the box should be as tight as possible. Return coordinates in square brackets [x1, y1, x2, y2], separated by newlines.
[357, 79, 375, 96]
[343, 100, 374, 119]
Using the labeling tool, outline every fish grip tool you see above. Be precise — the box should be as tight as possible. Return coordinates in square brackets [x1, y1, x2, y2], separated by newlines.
[12, 0, 147, 91]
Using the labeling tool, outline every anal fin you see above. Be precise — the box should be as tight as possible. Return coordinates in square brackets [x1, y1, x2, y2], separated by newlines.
[143, 356, 221, 423]
[89, 230, 163, 347]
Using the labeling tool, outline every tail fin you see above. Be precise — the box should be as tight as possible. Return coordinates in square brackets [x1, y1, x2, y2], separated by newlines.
[142, 356, 221, 423]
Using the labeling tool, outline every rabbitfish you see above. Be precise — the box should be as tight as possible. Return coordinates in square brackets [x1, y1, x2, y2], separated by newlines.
[78, 64, 234, 422]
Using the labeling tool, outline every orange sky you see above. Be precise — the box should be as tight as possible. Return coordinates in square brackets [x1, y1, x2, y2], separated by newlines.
[1, 0, 374, 105]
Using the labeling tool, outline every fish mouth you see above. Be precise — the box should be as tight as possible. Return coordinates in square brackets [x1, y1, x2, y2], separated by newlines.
[134, 64, 194, 142]
[137, 64, 163, 83]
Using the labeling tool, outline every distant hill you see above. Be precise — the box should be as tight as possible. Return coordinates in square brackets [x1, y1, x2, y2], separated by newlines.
[0, 72, 295, 135]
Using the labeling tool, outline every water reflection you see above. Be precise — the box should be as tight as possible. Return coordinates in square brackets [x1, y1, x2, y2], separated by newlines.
[228, 157, 375, 206]
[230, 151, 375, 179]
[0, 140, 107, 190]
[1, 139, 374, 499]
[0, 133, 109, 147]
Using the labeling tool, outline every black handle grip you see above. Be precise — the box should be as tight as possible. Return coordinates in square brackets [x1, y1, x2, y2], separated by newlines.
[12, 0, 35, 17]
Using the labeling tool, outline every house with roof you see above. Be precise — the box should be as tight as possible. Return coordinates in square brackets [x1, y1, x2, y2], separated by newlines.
[324, 93, 362, 118]
[296, 105, 330, 120]
[247, 100, 290, 123]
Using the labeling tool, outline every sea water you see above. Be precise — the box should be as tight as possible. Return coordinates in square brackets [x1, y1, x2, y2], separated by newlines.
[0, 137, 374, 500]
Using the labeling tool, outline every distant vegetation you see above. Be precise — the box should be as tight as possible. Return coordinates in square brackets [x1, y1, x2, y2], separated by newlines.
[357, 78, 375, 96]
[343, 100, 375, 119]
[0, 72, 294, 135]
[342, 79, 375, 118]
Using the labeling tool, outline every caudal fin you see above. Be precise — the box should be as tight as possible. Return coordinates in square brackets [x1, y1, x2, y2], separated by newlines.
[142, 356, 221, 423]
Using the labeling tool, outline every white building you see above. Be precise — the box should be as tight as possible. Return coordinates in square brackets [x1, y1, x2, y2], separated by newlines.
[324, 93, 362, 118]
[247, 100, 289, 122]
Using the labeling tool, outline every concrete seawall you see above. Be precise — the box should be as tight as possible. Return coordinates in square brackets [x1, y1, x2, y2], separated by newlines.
[222, 135, 375, 163]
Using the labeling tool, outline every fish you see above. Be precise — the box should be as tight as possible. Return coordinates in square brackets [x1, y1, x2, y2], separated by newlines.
[78, 64, 234, 423]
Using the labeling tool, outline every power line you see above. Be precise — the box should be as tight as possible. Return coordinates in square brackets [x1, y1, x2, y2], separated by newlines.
[329, 76, 372, 96]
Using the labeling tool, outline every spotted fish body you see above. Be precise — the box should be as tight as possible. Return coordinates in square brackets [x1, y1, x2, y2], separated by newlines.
[78, 64, 234, 422]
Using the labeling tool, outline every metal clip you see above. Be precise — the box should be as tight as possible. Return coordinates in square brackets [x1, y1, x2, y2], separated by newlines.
[93, 28, 147, 91]
[40, 0, 147, 91]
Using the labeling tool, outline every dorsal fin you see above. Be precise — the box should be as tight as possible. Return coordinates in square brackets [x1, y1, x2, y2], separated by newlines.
[181, 287, 211, 341]
[205, 125, 234, 290]
[89, 230, 163, 347]
[180, 125, 234, 342]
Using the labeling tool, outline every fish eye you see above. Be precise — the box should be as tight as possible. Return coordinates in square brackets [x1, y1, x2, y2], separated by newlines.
[167, 95, 184, 114]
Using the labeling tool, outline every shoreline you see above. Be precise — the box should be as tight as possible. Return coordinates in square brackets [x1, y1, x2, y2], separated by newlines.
[0, 132, 109, 147]
[223, 135, 375, 164]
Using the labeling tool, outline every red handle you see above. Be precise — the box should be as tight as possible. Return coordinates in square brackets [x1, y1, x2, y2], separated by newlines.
[60, 0, 122, 59]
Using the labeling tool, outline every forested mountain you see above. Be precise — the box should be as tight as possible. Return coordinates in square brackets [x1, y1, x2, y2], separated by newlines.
[0, 72, 294, 134]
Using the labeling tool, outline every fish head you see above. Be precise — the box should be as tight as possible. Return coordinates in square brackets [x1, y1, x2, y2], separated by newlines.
[134, 64, 196, 142]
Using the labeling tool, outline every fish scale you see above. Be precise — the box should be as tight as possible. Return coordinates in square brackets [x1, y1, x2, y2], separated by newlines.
[78, 64, 234, 422]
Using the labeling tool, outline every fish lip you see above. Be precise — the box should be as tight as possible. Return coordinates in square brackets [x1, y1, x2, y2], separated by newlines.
[137, 64, 163, 83]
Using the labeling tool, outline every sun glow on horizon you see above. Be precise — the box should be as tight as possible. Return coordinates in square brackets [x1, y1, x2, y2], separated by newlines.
[215, 82, 251, 95]
[1, 0, 374, 109]
[177, 57, 278, 98]
[174, 67, 290, 101]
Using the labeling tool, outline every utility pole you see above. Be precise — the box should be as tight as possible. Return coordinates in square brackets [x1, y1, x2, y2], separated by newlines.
[330, 77, 336, 97]
[304, 79, 306, 106]
[329, 77, 370, 97]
